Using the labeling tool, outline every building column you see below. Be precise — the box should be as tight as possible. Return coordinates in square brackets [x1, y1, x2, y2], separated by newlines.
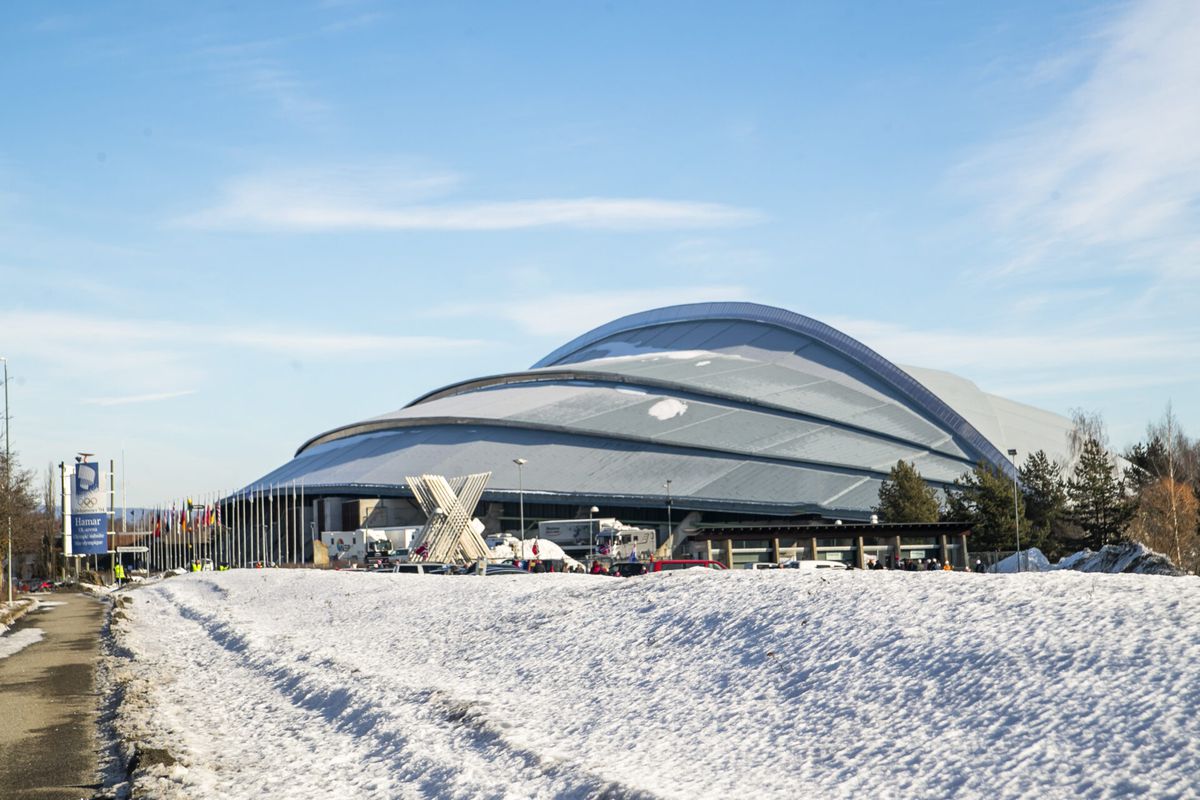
[705, 539, 713, 562]
[940, 534, 949, 566]
[724, 538, 735, 569]
[893, 535, 902, 565]
[959, 532, 970, 569]
[856, 535, 865, 569]
[771, 537, 780, 564]
[809, 536, 819, 560]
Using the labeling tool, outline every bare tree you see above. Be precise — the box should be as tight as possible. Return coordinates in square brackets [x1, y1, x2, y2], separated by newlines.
[1068, 407, 1109, 459]
[1139, 403, 1197, 567]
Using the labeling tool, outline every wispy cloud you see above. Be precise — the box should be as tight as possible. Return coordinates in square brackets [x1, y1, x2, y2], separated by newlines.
[825, 315, 1193, 374]
[960, 0, 1200, 279]
[82, 390, 197, 406]
[178, 166, 763, 232]
[197, 39, 327, 122]
[431, 285, 754, 339]
[0, 309, 485, 389]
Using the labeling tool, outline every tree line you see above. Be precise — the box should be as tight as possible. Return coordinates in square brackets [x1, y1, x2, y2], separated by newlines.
[874, 405, 1200, 573]
[1, 454, 60, 587]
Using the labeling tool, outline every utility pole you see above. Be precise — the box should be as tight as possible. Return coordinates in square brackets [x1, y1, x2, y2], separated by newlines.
[3, 357, 11, 605]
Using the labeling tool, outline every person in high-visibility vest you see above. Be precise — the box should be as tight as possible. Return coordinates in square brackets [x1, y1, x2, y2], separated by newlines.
[113, 562, 125, 586]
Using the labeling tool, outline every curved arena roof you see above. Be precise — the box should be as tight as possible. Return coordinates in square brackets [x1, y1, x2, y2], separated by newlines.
[248, 302, 1077, 519]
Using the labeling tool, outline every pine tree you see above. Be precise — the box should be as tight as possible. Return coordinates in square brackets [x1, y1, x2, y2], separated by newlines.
[1066, 437, 1133, 550]
[944, 461, 1028, 552]
[874, 460, 940, 523]
[1019, 450, 1069, 557]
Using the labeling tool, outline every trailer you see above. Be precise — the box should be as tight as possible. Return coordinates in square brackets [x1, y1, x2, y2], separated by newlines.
[320, 526, 424, 564]
[537, 518, 657, 560]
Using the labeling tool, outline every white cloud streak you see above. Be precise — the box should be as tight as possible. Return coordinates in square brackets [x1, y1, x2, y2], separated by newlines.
[179, 168, 763, 232]
[430, 285, 754, 339]
[827, 315, 1191, 373]
[961, 0, 1200, 278]
[82, 390, 197, 406]
[0, 309, 484, 389]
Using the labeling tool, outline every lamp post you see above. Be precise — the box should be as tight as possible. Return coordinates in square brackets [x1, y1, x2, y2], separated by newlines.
[664, 479, 673, 540]
[513, 458, 527, 555]
[1007, 448, 1021, 573]
[589, 505, 599, 558]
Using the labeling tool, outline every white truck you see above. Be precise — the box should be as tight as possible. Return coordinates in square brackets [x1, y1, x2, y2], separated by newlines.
[537, 518, 657, 560]
[320, 526, 424, 564]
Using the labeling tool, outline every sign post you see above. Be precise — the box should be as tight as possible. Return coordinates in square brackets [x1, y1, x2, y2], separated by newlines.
[71, 459, 108, 558]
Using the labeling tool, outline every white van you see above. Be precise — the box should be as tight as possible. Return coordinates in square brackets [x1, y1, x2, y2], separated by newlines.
[781, 559, 847, 571]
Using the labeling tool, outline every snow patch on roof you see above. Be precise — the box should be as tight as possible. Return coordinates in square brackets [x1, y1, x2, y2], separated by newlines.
[648, 397, 688, 420]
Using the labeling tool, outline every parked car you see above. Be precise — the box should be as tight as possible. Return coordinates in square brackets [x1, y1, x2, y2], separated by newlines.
[650, 559, 727, 572]
[744, 562, 781, 570]
[477, 563, 531, 576]
[389, 562, 446, 575]
[781, 559, 848, 571]
[609, 562, 649, 577]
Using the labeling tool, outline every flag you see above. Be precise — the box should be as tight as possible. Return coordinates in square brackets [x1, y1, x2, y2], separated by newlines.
[154, 516, 161, 538]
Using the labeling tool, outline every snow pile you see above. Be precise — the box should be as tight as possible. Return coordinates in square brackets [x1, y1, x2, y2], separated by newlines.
[105, 569, 1200, 799]
[0, 627, 44, 659]
[989, 547, 1053, 573]
[1056, 542, 1186, 576]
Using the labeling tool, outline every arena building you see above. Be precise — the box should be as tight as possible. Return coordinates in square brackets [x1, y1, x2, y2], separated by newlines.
[245, 302, 1078, 567]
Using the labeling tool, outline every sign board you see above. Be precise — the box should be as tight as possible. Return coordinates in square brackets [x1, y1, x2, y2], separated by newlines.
[116, 545, 150, 553]
[71, 461, 108, 555]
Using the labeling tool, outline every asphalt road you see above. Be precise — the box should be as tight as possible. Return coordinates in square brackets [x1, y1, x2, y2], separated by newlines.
[0, 593, 105, 800]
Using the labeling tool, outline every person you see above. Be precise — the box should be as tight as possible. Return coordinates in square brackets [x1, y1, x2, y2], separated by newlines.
[113, 562, 125, 586]
[973, 559, 986, 574]
[590, 560, 605, 575]
[942, 561, 953, 571]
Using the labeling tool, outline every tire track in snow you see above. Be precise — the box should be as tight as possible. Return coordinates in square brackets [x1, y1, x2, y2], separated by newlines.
[150, 588, 650, 799]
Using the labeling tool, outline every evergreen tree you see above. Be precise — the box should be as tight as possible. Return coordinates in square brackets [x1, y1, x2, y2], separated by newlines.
[943, 461, 1028, 552]
[1066, 437, 1133, 550]
[1019, 450, 1069, 557]
[1125, 437, 1169, 493]
[874, 460, 940, 523]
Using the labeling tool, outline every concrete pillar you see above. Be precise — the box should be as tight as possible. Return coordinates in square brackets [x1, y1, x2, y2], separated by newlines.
[940, 534, 949, 566]
[724, 538, 735, 569]
[771, 537, 780, 564]
[894, 535, 902, 564]
[705, 539, 713, 562]
[856, 535, 865, 569]
[809, 536, 819, 560]
[959, 532, 970, 569]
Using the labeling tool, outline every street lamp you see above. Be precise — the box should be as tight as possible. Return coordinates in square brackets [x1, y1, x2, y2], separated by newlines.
[589, 505, 599, 559]
[664, 479, 673, 540]
[513, 458, 527, 555]
[1007, 448, 1021, 573]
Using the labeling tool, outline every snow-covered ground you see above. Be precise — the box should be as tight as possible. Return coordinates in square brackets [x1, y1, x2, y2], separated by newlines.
[106, 569, 1200, 799]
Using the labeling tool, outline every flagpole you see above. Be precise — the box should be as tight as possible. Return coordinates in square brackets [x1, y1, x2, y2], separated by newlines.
[296, 479, 302, 566]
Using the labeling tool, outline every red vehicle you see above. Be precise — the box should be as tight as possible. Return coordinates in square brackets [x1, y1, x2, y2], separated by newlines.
[649, 559, 727, 572]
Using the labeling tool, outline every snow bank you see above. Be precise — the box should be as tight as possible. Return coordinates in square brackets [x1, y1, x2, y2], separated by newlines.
[989, 547, 1053, 573]
[1056, 542, 1186, 576]
[0, 627, 44, 659]
[106, 569, 1200, 799]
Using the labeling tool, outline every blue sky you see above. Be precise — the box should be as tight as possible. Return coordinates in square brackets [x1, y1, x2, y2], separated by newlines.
[3, 0, 1198, 505]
